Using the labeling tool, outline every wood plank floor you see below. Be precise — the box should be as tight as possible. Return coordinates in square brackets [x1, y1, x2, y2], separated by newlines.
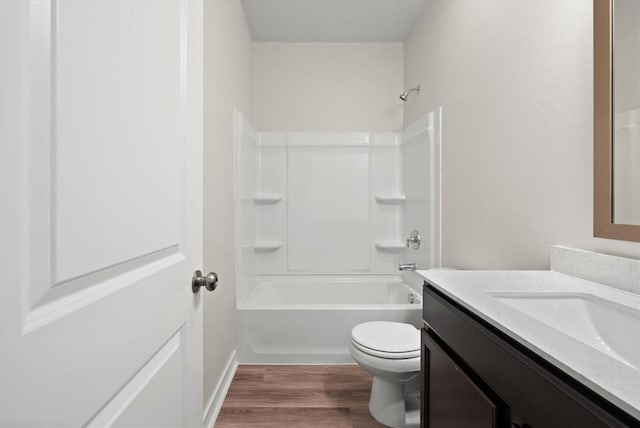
[215, 365, 387, 427]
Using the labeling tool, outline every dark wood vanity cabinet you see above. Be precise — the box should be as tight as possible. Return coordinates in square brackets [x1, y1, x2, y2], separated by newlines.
[421, 282, 638, 428]
[422, 328, 507, 428]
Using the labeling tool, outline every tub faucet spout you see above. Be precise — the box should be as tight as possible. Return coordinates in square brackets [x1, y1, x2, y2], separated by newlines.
[398, 263, 417, 271]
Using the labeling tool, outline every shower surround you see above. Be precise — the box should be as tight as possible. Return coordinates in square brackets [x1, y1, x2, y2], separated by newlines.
[233, 110, 440, 363]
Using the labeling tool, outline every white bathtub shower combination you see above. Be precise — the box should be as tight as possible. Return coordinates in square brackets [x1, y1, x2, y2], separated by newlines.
[237, 276, 423, 363]
[234, 111, 441, 364]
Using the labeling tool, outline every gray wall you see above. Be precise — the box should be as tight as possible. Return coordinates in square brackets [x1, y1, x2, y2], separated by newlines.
[252, 43, 404, 132]
[203, 0, 252, 408]
[403, 0, 639, 269]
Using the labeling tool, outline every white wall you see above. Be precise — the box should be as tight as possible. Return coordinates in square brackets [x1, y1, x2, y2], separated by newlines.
[252, 43, 404, 132]
[203, 0, 251, 409]
[403, 0, 639, 269]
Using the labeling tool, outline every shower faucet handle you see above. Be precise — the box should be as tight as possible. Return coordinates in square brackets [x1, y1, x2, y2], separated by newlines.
[406, 230, 421, 250]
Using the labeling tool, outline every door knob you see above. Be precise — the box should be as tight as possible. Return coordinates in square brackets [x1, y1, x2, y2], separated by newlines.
[192, 270, 218, 293]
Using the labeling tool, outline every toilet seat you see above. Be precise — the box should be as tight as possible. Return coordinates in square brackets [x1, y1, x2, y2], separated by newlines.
[351, 339, 420, 359]
[351, 321, 420, 360]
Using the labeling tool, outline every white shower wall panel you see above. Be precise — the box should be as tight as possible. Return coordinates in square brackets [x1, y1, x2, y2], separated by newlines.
[250, 131, 406, 276]
[288, 139, 371, 272]
[234, 111, 258, 301]
[369, 133, 405, 274]
[255, 133, 288, 274]
[402, 111, 441, 268]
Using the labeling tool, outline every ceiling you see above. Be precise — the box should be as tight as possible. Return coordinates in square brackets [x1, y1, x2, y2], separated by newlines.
[241, 0, 427, 43]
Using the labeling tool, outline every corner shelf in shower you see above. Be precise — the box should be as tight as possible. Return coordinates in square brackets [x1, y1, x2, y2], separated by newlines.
[253, 240, 283, 251]
[374, 241, 406, 250]
[253, 193, 282, 204]
[374, 194, 406, 203]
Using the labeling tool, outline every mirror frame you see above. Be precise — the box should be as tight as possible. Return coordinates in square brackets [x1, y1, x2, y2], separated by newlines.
[593, 0, 640, 242]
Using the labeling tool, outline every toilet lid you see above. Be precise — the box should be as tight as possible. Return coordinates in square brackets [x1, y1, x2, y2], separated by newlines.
[351, 321, 420, 355]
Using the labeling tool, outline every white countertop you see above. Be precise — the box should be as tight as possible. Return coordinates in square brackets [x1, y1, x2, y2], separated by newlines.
[417, 269, 640, 420]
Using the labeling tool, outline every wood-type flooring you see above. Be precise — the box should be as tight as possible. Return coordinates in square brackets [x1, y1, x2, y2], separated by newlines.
[215, 365, 387, 427]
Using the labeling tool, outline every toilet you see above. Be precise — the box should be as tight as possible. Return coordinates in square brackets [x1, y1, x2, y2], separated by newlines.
[349, 321, 421, 428]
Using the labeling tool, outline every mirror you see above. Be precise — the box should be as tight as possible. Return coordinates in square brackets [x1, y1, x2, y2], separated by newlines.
[594, 0, 640, 242]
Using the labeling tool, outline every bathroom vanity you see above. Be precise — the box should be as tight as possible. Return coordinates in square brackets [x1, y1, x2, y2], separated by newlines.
[418, 266, 640, 428]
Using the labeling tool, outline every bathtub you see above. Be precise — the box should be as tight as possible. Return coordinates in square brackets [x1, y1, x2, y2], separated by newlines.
[236, 276, 422, 364]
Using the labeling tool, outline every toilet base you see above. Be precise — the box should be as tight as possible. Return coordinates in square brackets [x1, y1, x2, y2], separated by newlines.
[368, 376, 420, 428]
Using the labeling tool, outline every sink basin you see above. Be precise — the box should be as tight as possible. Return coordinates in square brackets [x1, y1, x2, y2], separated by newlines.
[487, 291, 640, 370]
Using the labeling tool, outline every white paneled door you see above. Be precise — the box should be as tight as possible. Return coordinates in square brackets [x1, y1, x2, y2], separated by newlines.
[1, 1, 204, 426]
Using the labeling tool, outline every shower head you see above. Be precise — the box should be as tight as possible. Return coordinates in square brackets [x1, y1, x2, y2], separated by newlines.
[399, 85, 421, 101]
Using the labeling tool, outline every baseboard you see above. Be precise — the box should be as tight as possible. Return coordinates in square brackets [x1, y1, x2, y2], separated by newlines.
[202, 350, 238, 428]
[238, 351, 355, 365]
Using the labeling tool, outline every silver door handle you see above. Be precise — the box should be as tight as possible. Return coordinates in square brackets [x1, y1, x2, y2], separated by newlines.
[192, 270, 218, 293]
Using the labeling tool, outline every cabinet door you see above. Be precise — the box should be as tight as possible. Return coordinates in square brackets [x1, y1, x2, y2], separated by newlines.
[423, 328, 502, 428]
